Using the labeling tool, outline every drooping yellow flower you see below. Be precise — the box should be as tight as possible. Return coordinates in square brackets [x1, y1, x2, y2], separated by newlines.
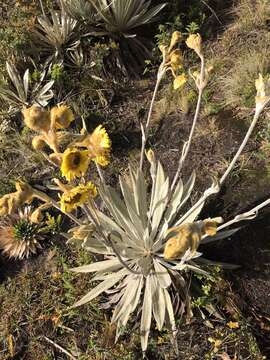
[186, 33, 202, 57]
[173, 73, 187, 90]
[0, 182, 34, 217]
[23, 105, 51, 133]
[255, 73, 270, 111]
[164, 218, 222, 260]
[50, 105, 74, 129]
[60, 182, 97, 213]
[61, 148, 90, 181]
[74, 125, 112, 167]
[169, 49, 183, 71]
[169, 31, 182, 51]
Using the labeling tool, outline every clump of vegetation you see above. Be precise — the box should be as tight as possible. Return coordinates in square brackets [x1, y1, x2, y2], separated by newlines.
[0, 62, 54, 113]
[222, 49, 270, 117]
[1, 29, 270, 356]
[230, 0, 270, 34]
[0, 207, 46, 259]
[33, 1, 78, 59]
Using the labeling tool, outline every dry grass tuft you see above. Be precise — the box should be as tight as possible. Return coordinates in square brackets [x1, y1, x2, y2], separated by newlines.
[230, 0, 270, 34]
[221, 48, 270, 117]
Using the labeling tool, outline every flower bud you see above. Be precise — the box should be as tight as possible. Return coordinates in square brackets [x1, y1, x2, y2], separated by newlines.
[186, 33, 202, 57]
[164, 218, 222, 260]
[50, 105, 74, 129]
[146, 149, 155, 163]
[173, 73, 187, 90]
[23, 105, 51, 133]
[169, 31, 182, 51]
[49, 153, 63, 167]
[170, 49, 183, 71]
[255, 73, 270, 112]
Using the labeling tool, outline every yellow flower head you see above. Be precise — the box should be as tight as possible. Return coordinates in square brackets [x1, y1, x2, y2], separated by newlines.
[164, 218, 222, 260]
[23, 105, 51, 133]
[169, 31, 182, 51]
[186, 33, 202, 57]
[173, 73, 187, 90]
[255, 73, 270, 111]
[60, 182, 97, 213]
[61, 148, 90, 182]
[74, 125, 112, 167]
[50, 105, 74, 129]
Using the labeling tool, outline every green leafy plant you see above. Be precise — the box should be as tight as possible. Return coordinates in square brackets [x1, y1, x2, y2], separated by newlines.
[0, 62, 54, 112]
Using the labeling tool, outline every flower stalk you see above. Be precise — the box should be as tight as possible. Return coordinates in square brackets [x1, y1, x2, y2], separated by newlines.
[220, 73, 270, 185]
[171, 54, 205, 191]
[32, 188, 83, 226]
[139, 69, 165, 170]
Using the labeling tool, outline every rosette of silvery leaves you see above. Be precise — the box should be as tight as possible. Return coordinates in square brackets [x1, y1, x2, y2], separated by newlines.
[68, 152, 244, 352]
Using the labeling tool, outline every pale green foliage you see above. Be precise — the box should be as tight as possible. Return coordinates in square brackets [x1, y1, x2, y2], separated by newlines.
[62, 0, 97, 22]
[89, 0, 167, 35]
[0, 62, 54, 112]
[70, 158, 240, 351]
[33, 1, 78, 56]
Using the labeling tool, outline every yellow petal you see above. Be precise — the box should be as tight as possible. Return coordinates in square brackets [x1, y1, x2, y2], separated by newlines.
[173, 74, 187, 90]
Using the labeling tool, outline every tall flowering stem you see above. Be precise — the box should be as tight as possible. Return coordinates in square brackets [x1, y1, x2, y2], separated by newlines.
[139, 31, 183, 170]
[39, 0, 46, 17]
[139, 68, 166, 171]
[171, 54, 205, 191]
[220, 74, 270, 185]
[219, 111, 260, 185]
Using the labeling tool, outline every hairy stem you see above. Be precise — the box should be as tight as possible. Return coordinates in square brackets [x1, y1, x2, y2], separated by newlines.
[171, 55, 205, 191]
[217, 197, 270, 232]
[139, 69, 165, 171]
[39, 0, 46, 17]
[96, 163, 106, 186]
[32, 189, 83, 226]
[220, 109, 261, 185]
